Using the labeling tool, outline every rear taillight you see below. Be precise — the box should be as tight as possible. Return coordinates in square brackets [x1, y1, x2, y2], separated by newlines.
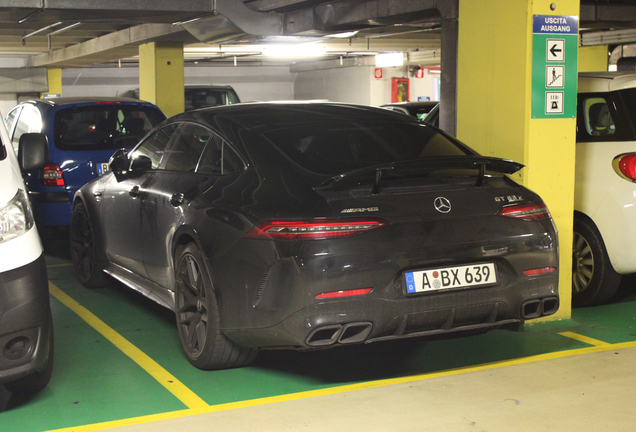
[498, 202, 550, 221]
[244, 219, 386, 240]
[523, 267, 557, 276]
[42, 163, 65, 186]
[613, 153, 636, 181]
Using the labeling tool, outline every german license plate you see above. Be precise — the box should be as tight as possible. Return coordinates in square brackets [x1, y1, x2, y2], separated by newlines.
[404, 263, 497, 295]
[96, 162, 110, 175]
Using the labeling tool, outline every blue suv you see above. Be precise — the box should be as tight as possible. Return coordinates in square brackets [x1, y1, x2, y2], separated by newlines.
[4, 98, 166, 226]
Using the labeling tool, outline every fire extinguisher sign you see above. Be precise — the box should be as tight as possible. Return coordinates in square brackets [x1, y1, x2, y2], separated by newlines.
[531, 15, 578, 119]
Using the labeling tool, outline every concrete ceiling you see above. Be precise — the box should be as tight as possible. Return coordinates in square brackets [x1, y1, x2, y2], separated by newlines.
[0, 0, 634, 69]
[0, 0, 446, 68]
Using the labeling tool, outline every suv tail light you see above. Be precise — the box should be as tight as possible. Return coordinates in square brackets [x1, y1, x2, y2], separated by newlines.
[41, 163, 65, 186]
[244, 219, 386, 240]
[613, 153, 636, 181]
[498, 202, 550, 221]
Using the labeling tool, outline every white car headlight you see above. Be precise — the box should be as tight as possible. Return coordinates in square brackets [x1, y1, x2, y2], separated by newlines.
[0, 189, 35, 243]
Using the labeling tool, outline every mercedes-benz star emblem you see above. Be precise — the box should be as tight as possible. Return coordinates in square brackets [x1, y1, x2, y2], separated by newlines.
[434, 197, 451, 213]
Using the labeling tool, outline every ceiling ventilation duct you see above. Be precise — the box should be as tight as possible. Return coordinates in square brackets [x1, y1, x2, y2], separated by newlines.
[180, 0, 283, 44]
[610, 44, 636, 70]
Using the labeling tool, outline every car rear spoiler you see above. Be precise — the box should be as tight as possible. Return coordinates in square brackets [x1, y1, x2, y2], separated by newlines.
[317, 156, 525, 193]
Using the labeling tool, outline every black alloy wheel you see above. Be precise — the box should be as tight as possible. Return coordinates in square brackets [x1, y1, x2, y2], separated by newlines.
[572, 216, 621, 306]
[69, 202, 109, 288]
[174, 242, 257, 370]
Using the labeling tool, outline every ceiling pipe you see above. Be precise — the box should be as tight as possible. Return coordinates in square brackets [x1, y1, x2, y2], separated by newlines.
[22, 21, 62, 45]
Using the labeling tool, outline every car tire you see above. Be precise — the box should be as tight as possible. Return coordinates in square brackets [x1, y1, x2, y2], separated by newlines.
[70, 202, 110, 288]
[174, 242, 257, 370]
[4, 315, 54, 395]
[572, 216, 622, 306]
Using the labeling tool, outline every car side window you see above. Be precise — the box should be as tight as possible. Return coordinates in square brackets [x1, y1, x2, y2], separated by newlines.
[4, 106, 21, 140]
[197, 133, 244, 175]
[132, 124, 178, 169]
[11, 104, 42, 153]
[581, 97, 616, 138]
[162, 123, 210, 172]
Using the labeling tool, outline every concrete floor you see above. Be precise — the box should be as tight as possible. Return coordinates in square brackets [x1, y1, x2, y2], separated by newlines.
[110, 346, 636, 432]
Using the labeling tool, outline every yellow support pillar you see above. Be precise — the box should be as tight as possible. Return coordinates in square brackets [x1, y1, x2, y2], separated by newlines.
[457, 0, 580, 320]
[579, 45, 608, 72]
[41, 68, 62, 98]
[138, 42, 184, 118]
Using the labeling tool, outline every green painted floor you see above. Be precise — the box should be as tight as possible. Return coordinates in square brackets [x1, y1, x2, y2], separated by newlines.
[2, 230, 636, 431]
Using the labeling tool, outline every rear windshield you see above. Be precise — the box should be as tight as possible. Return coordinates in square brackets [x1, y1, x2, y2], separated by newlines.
[185, 88, 240, 110]
[261, 119, 472, 176]
[53, 105, 165, 151]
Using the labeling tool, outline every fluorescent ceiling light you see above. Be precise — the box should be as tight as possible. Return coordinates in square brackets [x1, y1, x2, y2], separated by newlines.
[262, 44, 327, 57]
[325, 31, 359, 38]
[375, 52, 404, 67]
[185, 46, 265, 53]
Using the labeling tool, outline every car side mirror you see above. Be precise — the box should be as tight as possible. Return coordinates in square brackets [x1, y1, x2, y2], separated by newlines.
[18, 133, 49, 171]
[109, 148, 130, 181]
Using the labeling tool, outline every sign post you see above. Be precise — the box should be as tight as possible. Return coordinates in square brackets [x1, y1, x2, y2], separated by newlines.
[531, 15, 578, 119]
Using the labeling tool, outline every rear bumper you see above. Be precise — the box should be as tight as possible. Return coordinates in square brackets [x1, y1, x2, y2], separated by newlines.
[0, 254, 52, 384]
[225, 272, 559, 349]
[31, 199, 72, 226]
[218, 216, 559, 349]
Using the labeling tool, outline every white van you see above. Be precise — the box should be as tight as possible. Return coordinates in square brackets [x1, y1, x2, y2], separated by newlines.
[0, 112, 53, 394]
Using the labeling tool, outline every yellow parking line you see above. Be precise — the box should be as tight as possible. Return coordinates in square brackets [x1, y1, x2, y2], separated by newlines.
[48, 282, 209, 410]
[46, 339, 636, 432]
[558, 331, 611, 346]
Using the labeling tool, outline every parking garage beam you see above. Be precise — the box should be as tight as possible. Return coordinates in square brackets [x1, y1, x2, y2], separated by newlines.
[456, 0, 579, 320]
[139, 42, 184, 117]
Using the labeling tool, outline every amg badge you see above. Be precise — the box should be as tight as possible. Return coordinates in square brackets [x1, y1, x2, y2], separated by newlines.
[341, 207, 379, 213]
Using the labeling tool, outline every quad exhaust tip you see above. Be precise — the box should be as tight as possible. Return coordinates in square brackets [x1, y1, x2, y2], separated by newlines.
[521, 296, 559, 319]
[306, 322, 373, 347]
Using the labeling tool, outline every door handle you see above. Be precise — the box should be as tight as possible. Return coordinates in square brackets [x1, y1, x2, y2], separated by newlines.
[129, 186, 140, 198]
[170, 193, 185, 207]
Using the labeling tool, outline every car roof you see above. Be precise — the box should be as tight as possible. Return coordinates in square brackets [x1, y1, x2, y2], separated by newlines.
[381, 101, 438, 109]
[578, 72, 636, 93]
[176, 101, 416, 129]
[22, 97, 154, 107]
[185, 85, 235, 90]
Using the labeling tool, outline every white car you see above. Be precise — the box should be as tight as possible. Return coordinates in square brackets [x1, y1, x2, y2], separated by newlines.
[0, 113, 53, 394]
[573, 72, 636, 306]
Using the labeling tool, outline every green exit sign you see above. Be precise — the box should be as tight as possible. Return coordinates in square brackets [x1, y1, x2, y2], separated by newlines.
[531, 15, 579, 119]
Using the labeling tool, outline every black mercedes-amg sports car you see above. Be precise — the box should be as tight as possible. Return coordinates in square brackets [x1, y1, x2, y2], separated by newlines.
[70, 102, 559, 370]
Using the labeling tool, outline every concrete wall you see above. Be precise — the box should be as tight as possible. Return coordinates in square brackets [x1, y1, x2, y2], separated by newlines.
[0, 62, 440, 118]
[294, 65, 439, 106]
[61, 64, 296, 102]
[294, 66, 373, 104]
[369, 66, 439, 106]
